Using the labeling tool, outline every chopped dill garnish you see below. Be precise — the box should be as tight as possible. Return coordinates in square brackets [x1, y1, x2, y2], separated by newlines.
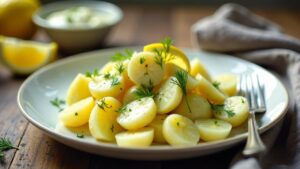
[116, 104, 128, 114]
[104, 73, 111, 79]
[97, 99, 112, 111]
[50, 97, 65, 112]
[115, 63, 125, 74]
[212, 81, 221, 89]
[139, 56, 146, 64]
[241, 98, 245, 104]
[76, 133, 84, 138]
[214, 120, 219, 125]
[153, 37, 175, 68]
[111, 76, 120, 87]
[176, 122, 180, 126]
[211, 104, 235, 118]
[134, 85, 154, 99]
[171, 70, 192, 113]
[111, 49, 134, 62]
[161, 37, 174, 53]
[75, 112, 78, 116]
[85, 69, 99, 78]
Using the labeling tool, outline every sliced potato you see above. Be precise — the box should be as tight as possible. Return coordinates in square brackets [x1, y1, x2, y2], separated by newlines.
[195, 119, 232, 141]
[190, 58, 211, 81]
[59, 97, 95, 127]
[213, 96, 249, 127]
[117, 97, 157, 130]
[122, 85, 139, 104]
[194, 74, 226, 104]
[128, 51, 165, 86]
[174, 93, 212, 120]
[213, 74, 237, 96]
[154, 77, 183, 114]
[149, 115, 167, 143]
[163, 114, 200, 146]
[89, 97, 123, 142]
[66, 73, 91, 105]
[115, 127, 154, 147]
[89, 74, 125, 99]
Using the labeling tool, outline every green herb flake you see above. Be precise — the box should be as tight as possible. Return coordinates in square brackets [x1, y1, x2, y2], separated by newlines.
[211, 104, 235, 118]
[97, 99, 112, 111]
[76, 133, 84, 138]
[241, 98, 245, 104]
[177, 122, 180, 126]
[85, 69, 99, 78]
[50, 97, 65, 112]
[214, 120, 218, 125]
[133, 80, 154, 99]
[115, 63, 125, 74]
[111, 49, 134, 62]
[139, 56, 146, 64]
[104, 73, 111, 79]
[116, 105, 128, 114]
[75, 112, 78, 116]
[161, 37, 174, 53]
[111, 76, 121, 87]
[212, 81, 221, 89]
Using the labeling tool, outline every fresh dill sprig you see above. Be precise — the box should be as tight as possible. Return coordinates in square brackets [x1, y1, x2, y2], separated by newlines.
[211, 104, 235, 118]
[85, 69, 99, 78]
[134, 85, 154, 99]
[0, 138, 18, 161]
[104, 72, 111, 79]
[111, 76, 120, 87]
[116, 104, 130, 114]
[139, 56, 146, 64]
[153, 37, 175, 68]
[97, 99, 112, 111]
[111, 49, 134, 62]
[171, 70, 192, 113]
[50, 97, 65, 112]
[115, 63, 125, 74]
[212, 81, 221, 89]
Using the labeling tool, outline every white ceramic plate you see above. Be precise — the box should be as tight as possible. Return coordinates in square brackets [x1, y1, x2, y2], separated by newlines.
[18, 47, 288, 160]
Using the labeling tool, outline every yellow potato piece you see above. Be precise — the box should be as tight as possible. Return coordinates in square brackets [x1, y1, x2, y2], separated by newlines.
[89, 74, 125, 99]
[213, 74, 237, 96]
[190, 58, 211, 81]
[155, 77, 183, 114]
[128, 51, 165, 86]
[149, 115, 167, 144]
[59, 97, 95, 127]
[163, 114, 200, 146]
[195, 74, 226, 104]
[115, 127, 154, 148]
[89, 97, 123, 142]
[174, 93, 212, 120]
[122, 85, 139, 104]
[117, 97, 157, 130]
[213, 96, 249, 127]
[66, 74, 91, 105]
[195, 119, 232, 142]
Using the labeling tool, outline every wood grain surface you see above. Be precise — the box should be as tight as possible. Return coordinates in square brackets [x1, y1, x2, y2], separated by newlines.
[1, 5, 300, 169]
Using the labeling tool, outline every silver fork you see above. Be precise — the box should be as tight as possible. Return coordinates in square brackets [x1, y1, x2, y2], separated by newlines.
[238, 73, 266, 156]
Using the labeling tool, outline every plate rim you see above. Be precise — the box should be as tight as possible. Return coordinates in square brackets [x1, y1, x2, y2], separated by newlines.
[17, 47, 289, 153]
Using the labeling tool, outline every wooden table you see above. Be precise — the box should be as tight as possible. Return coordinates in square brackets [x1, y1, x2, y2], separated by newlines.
[1, 5, 300, 169]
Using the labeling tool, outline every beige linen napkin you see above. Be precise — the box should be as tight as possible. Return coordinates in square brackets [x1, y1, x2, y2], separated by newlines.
[191, 3, 300, 169]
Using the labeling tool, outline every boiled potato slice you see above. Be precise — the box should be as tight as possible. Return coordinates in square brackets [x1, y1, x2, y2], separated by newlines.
[163, 114, 200, 146]
[59, 97, 95, 127]
[128, 51, 165, 86]
[190, 58, 211, 81]
[89, 74, 125, 99]
[195, 119, 232, 141]
[174, 93, 212, 120]
[213, 96, 249, 127]
[115, 127, 154, 147]
[100, 61, 115, 74]
[89, 97, 124, 142]
[117, 97, 157, 130]
[149, 115, 167, 143]
[213, 74, 237, 96]
[154, 77, 183, 114]
[195, 74, 226, 104]
[122, 85, 139, 104]
[66, 74, 91, 105]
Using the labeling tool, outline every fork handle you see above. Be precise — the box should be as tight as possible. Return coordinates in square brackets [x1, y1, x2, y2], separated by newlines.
[243, 112, 266, 156]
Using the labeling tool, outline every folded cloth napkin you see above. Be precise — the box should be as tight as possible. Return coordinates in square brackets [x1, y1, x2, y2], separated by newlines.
[191, 3, 300, 169]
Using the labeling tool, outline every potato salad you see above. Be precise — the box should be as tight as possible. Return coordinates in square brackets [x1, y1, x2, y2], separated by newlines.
[58, 38, 249, 147]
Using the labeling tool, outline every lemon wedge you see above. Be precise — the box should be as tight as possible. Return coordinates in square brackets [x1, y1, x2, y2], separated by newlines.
[0, 36, 57, 74]
[144, 43, 190, 71]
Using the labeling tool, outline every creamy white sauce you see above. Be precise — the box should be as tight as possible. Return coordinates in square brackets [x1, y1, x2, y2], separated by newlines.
[46, 7, 112, 28]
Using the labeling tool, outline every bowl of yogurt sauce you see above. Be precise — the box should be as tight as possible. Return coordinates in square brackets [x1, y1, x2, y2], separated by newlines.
[33, 1, 123, 52]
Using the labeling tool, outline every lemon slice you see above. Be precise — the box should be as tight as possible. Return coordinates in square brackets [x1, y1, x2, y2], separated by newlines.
[144, 43, 190, 71]
[0, 36, 57, 74]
